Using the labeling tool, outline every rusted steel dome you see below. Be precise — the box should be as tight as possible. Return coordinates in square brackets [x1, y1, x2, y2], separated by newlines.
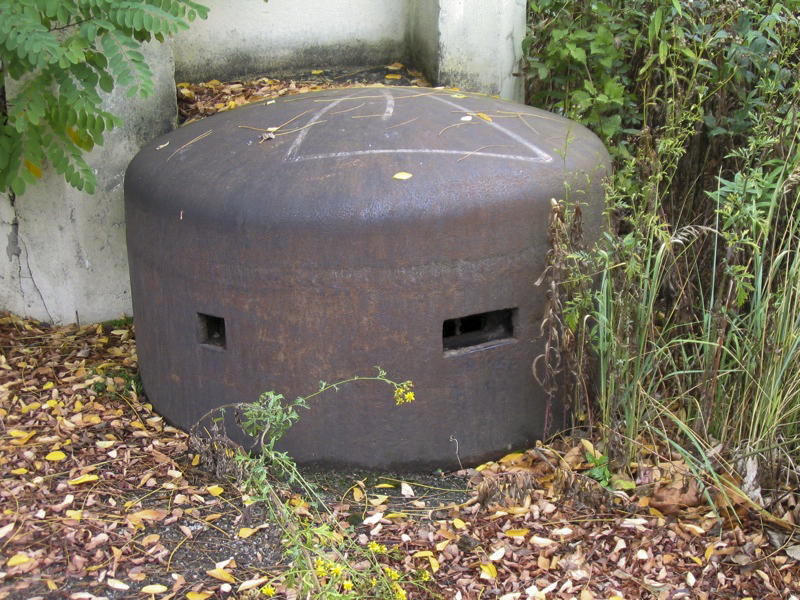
[124, 87, 610, 470]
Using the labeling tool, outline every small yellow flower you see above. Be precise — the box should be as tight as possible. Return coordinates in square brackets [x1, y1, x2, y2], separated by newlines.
[343, 580, 353, 591]
[260, 584, 275, 597]
[392, 582, 407, 599]
[368, 541, 388, 554]
[384, 566, 401, 581]
[330, 564, 343, 577]
[393, 381, 415, 405]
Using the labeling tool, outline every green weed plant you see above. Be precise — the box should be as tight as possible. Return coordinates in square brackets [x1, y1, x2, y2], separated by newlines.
[528, 0, 800, 500]
[190, 368, 433, 599]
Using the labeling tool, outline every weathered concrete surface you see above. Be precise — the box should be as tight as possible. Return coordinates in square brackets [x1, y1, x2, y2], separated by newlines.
[171, 0, 410, 83]
[0, 41, 177, 324]
[436, 0, 527, 100]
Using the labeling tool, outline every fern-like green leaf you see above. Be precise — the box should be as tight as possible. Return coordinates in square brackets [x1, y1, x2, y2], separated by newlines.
[0, 0, 209, 195]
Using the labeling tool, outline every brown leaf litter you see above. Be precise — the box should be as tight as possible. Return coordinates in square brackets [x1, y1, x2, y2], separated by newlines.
[3, 312, 799, 598]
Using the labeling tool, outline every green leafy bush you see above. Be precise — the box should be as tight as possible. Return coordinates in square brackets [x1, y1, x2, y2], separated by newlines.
[0, 0, 209, 196]
[529, 0, 800, 489]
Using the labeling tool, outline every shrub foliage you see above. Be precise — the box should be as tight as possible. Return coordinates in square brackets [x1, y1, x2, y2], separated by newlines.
[0, 0, 209, 196]
[528, 0, 800, 484]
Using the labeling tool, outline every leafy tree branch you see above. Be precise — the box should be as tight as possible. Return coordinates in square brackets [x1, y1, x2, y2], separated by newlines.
[0, 0, 210, 197]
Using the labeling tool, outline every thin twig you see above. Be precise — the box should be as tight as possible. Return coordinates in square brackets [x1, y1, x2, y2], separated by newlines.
[456, 144, 512, 162]
[386, 116, 419, 130]
[166, 130, 212, 161]
[438, 121, 478, 136]
[330, 102, 366, 114]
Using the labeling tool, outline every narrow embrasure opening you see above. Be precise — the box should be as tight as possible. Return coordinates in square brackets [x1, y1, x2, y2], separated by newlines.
[442, 308, 516, 352]
[198, 312, 226, 348]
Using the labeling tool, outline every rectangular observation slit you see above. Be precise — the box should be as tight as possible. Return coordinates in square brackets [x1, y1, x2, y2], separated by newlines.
[442, 308, 516, 352]
[198, 312, 226, 349]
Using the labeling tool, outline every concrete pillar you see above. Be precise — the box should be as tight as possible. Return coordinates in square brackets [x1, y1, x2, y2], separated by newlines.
[430, 0, 526, 101]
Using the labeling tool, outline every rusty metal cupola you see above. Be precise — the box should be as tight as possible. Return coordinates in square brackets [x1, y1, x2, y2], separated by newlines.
[124, 87, 610, 470]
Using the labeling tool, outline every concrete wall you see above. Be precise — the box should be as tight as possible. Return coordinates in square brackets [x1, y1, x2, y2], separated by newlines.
[172, 0, 411, 83]
[1, 0, 528, 324]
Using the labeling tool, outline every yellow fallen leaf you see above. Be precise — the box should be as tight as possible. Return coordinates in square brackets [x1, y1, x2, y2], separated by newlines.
[128, 509, 167, 525]
[237, 577, 269, 592]
[207, 568, 235, 583]
[581, 438, 603, 459]
[453, 518, 467, 529]
[96, 440, 115, 448]
[479, 562, 497, 579]
[141, 584, 168, 594]
[499, 452, 524, 463]
[393, 171, 413, 180]
[413, 551, 434, 558]
[142, 534, 160, 546]
[186, 592, 213, 600]
[205, 79, 221, 86]
[369, 494, 389, 506]
[429, 556, 440, 572]
[476, 112, 493, 122]
[504, 529, 529, 537]
[238, 527, 257, 539]
[68, 474, 98, 485]
[9, 430, 35, 444]
[385, 512, 408, 519]
[351, 487, 364, 502]
[42, 381, 54, 390]
[311, 69, 324, 75]
[387, 62, 404, 70]
[46, 450, 66, 461]
[375, 483, 394, 489]
[451, 93, 467, 98]
[207, 485, 224, 496]
[65, 510, 82, 521]
[11, 468, 28, 475]
[7, 554, 30, 567]
[385, 74, 403, 80]
[106, 579, 129, 590]
[191, 454, 200, 466]
[682, 522, 705, 536]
